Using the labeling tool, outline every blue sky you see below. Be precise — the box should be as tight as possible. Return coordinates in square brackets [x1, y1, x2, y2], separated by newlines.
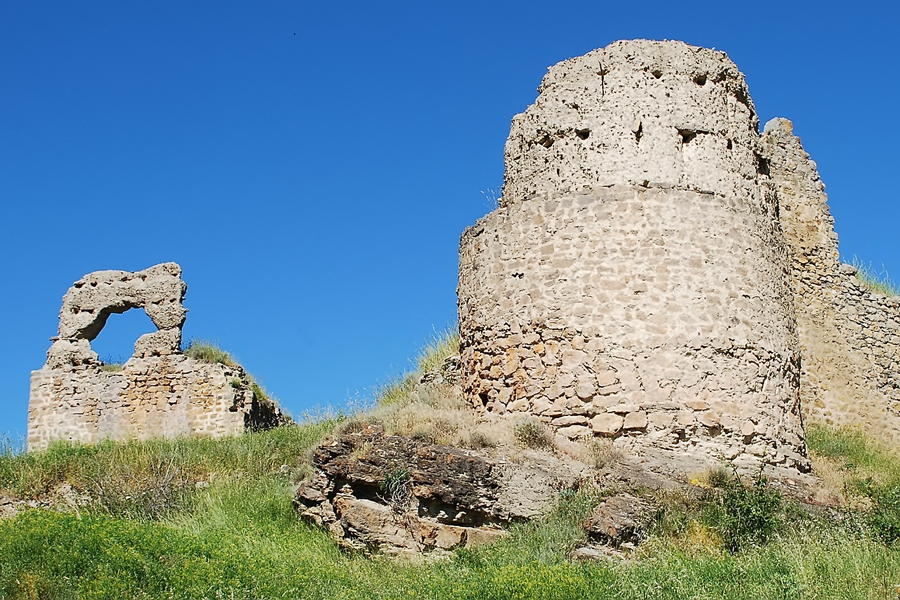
[2, 1, 897, 445]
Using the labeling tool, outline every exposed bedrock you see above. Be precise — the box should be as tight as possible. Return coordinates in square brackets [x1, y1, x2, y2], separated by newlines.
[295, 425, 584, 555]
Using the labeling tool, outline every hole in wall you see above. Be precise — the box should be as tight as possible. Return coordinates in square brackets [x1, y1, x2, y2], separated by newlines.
[731, 86, 750, 109]
[634, 122, 643, 143]
[90, 308, 157, 365]
[754, 152, 770, 177]
[726, 139, 733, 150]
[538, 134, 554, 148]
[651, 69, 662, 79]
[693, 73, 707, 86]
[575, 128, 590, 140]
[678, 129, 697, 144]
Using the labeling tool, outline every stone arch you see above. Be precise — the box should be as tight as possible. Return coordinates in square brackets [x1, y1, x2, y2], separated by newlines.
[46, 263, 187, 368]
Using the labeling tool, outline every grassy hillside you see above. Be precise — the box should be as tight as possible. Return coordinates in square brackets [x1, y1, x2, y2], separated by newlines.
[1, 423, 899, 599]
[3, 333, 900, 599]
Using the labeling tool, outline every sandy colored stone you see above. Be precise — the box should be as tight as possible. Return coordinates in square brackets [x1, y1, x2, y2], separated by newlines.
[27, 263, 287, 451]
[623, 411, 648, 430]
[458, 39, 809, 475]
[591, 413, 624, 436]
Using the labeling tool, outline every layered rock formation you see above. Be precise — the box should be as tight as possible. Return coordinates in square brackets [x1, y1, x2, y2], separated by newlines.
[28, 263, 286, 451]
[458, 40, 808, 473]
[295, 424, 583, 555]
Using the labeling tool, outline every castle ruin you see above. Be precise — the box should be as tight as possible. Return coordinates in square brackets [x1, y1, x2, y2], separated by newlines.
[27, 41, 900, 472]
[458, 40, 900, 474]
[27, 262, 285, 451]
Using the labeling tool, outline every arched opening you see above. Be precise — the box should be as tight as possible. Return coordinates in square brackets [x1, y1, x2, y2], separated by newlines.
[90, 308, 158, 366]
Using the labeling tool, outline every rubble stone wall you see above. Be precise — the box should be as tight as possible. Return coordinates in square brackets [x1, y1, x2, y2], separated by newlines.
[27, 263, 284, 451]
[458, 40, 808, 473]
[762, 119, 900, 440]
[28, 355, 254, 451]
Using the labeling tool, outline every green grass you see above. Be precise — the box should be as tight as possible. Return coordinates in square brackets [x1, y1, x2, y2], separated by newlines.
[182, 339, 237, 366]
[182, 340, 281, 412]
[1, 424, 899, 599]
[376, 327, 459, 405]
[0, 423, 332, 504]
[851, 256, 900, 297]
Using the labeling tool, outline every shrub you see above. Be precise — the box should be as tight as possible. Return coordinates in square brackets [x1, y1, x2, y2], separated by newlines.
[867, 484, 900, 545]
[704, 469, 783, 553]
[468, 430, 497, 449]
[380, 468, 412, 511]
[514, 418, 555, 450]
[183, 340, 236, 366]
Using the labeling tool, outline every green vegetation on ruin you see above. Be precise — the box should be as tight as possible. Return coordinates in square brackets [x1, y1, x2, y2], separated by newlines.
[851, 256, 900, 297]
[183, 339, 239, 367]
[375, 327, 459, 406]
[183, 339, 279, 411]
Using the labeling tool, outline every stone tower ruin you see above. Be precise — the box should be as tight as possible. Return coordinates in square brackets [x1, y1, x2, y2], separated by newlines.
[458, 40, 810, 473]
[28, 263, 286, 451]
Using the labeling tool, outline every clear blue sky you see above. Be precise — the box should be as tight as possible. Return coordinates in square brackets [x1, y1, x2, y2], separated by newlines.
[2, 1, 897, 445]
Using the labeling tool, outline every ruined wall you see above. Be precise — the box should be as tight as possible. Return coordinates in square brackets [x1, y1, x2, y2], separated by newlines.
[762, 119, 900, 440]
[28, 263, 284, 451]
[458, 40, 809, 473]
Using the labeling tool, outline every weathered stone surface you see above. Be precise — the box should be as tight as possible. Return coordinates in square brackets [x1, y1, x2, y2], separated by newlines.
[761, 118, 900, 444]
[591, 414, 624, 437]
[55, 262, 186, 361]
[295, 425, 580, 554]
[28, 263, 287, 451]
[457, 39, 809, 475]
[584, 493, 656, 547]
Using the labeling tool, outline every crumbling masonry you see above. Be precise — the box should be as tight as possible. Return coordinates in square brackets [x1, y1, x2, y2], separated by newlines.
[458, 40, 900, 474]
[27, 263, 285, 451]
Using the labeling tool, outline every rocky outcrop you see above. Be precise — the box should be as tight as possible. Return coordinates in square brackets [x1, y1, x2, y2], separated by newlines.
[28, 263, 287, 451]
[583, 493, 656, 547]
[295, 425, 583, 555]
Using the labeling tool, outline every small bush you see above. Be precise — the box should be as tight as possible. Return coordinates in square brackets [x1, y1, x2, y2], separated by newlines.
[183, 340, 236, 366]
[468, 430, 497, 449]
[590, 439, 623, 469]
[704, 469, 783, 553]
[868, 484, 900, 545]
[380, 468, 412, 511]
[514, 418, 555, 450]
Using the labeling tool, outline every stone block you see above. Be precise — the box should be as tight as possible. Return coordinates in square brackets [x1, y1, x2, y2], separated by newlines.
[591, 414, 624, 436]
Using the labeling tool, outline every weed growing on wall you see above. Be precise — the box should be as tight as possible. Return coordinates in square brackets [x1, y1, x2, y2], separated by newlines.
[183, 340, 237, 366]
[851, 256, 900, 297]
